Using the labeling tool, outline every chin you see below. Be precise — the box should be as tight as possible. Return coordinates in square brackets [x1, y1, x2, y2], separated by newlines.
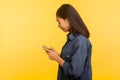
[61, 28, 69, 32]
[63, 30, 69, 32]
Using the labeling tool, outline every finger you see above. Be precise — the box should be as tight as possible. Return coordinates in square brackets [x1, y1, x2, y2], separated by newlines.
[45, 51, 50, 55]
[45, 49, 53, 55]
[49, 47, 55, 51]
[44, 48, 50, 52]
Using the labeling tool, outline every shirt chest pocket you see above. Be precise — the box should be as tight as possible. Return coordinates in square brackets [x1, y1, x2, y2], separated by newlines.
[62, 49, 73, 62]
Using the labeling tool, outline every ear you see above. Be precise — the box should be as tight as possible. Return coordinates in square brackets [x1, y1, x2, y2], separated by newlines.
[65, 18, 69, 22]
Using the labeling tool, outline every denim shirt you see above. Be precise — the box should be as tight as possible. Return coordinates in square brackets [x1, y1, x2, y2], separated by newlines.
[57, 33, 92, 80]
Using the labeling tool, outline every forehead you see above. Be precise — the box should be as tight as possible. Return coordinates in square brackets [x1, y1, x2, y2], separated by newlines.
[56, 17, 63, 21]
[56, 17, 60, 21]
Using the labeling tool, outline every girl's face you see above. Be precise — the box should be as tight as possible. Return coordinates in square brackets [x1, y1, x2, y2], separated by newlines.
[56, 17, 70, 32]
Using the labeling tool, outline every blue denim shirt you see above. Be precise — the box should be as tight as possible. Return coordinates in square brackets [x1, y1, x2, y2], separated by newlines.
[57, 33, 92, 80]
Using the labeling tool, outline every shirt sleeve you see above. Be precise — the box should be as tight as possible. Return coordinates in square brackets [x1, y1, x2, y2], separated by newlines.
[62, 42, 87, 79]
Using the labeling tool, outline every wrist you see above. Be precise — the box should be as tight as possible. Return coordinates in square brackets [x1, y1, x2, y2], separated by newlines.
[56, 55, 64, 67]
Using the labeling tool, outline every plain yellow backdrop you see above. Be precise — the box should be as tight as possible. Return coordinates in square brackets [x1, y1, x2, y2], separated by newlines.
[0, 0, 120, 80]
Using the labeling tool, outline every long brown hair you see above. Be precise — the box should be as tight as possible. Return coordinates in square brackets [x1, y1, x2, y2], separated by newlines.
[56, 4, 90, 38]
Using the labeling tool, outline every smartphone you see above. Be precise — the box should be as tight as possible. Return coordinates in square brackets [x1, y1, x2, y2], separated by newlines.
[42, 45, 48, 50]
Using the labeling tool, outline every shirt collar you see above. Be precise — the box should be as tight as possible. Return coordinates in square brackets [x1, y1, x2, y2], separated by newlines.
[67, 33, 80, 41]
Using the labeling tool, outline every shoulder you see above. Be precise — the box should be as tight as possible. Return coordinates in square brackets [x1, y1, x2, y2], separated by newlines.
[74, 34, 91, 47]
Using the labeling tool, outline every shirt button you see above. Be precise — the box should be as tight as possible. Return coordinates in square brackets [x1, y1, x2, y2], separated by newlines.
[66, 55, 70, 58]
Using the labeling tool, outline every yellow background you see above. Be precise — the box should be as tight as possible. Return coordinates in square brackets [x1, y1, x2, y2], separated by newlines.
[0, 0, 120, 80]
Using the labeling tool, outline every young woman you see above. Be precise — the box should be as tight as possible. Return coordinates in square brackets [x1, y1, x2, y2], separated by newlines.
[43, 4, 92, 80]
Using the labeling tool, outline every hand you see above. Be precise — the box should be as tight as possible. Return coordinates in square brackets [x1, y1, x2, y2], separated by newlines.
[45, 47, 60, 61]
[43, 47, 65, 67]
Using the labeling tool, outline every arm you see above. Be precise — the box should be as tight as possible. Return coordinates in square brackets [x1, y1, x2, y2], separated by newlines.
[62, 43, 88, 78]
